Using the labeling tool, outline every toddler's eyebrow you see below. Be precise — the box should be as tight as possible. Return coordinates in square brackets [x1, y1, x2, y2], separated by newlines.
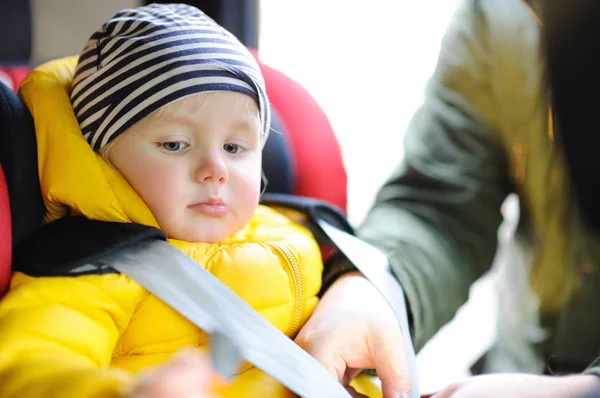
[231, 116, 261, 132]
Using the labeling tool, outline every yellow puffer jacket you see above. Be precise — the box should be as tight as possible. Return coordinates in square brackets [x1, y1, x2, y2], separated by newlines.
[0, 56, 324, 398]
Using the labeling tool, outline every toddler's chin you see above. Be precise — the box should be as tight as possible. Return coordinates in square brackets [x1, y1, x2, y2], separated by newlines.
[164, 227, 228, 244]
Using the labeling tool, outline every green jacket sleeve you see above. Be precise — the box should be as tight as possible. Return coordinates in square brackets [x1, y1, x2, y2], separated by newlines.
[358, 0, 512, 351]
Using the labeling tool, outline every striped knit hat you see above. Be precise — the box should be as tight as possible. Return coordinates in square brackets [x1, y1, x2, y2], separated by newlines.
[70, 3, 270, 151]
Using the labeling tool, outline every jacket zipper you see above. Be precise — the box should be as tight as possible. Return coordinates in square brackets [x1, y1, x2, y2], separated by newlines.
[268, 242, 304, 338]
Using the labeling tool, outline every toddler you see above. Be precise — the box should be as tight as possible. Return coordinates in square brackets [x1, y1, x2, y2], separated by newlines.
[0, 4, 326, 397]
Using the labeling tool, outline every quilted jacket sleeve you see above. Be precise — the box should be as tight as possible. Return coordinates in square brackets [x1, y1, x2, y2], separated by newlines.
[0, 272, 146, 398]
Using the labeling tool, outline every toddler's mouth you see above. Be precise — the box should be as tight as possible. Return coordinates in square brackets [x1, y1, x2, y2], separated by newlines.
[188, 198, 229, 217]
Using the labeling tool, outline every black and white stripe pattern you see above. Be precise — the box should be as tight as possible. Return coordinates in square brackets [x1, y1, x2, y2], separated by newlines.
[71, 4, 270, 151]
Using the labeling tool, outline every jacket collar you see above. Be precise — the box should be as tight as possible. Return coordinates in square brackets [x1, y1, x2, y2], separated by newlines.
[19, 56, 160, 228]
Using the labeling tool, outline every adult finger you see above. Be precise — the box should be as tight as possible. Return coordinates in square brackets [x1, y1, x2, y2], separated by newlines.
[370, 328, 411, 398]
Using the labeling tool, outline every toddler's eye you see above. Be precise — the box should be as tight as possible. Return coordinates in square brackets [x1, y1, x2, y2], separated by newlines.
[223, 143, 242, 154]
[162, 141, 188, 152]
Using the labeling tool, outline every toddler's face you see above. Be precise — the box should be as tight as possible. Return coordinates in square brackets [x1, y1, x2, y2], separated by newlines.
[107, 92, 263, 243]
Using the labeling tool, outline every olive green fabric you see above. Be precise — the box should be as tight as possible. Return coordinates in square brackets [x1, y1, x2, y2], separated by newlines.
[357, 0, 600, 376]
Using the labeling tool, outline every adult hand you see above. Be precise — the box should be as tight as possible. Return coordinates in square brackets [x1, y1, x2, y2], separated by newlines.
[431, 373, 600, 398]
[126, 347, 227, 398]
[295, 271, 411, 398]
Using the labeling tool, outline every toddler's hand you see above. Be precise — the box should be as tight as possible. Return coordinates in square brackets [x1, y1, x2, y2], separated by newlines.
[125, 347, 227, 398]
